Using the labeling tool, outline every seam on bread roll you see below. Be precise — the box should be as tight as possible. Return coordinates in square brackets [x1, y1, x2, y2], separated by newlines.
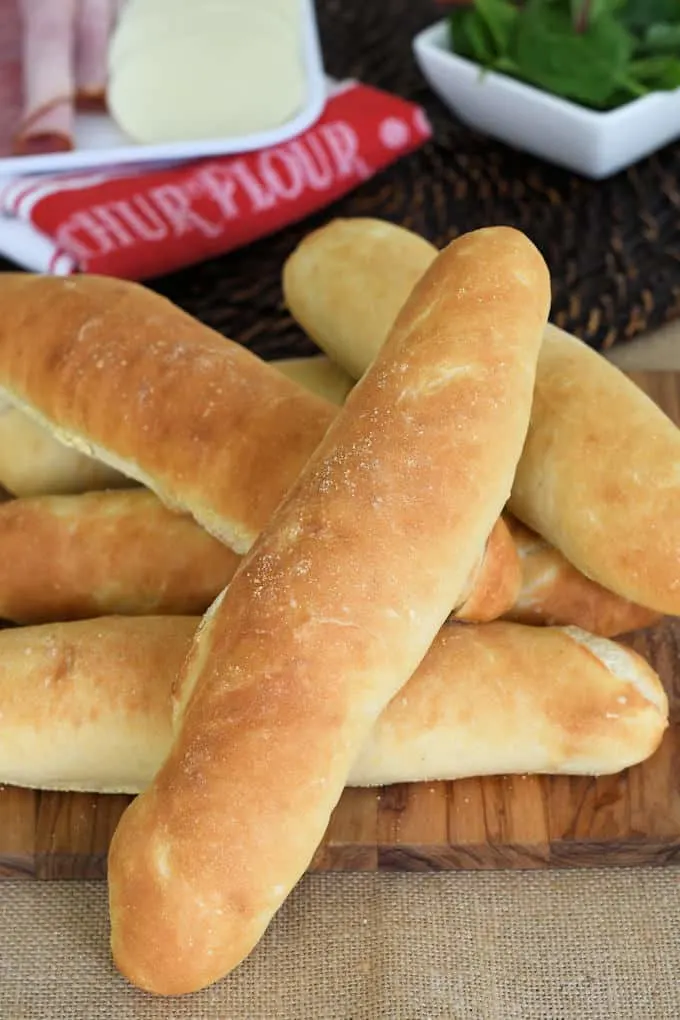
[561, 626, 668, 715]
[0, 385, 261, 550]
[0, 353, 350, 502]
[0, 351, 349, 501]
[0, 404, 131, 497]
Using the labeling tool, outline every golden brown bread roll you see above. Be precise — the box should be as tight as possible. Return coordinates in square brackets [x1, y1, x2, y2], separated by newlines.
[107, 226, 550, 994]
[0, 618, 666, 793]
[0, 277, 519, 625]
[0, 490, 241, 624]
[509, 324, 680, 615]
[350, 621, 668, 785]
[250, 354, 659, 637]
[504, 517, 662, 637]
[282, 217, 437, 377]
[0, 616, 197, 794]
[0, 273, 333, 553]
[0, 273, 513, 585]
[0, 355, 350, 499]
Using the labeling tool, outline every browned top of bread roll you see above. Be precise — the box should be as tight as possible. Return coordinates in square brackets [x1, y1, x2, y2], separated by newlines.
[351, 620, 668, 785]
[0, 616, 197, 793]
[285, 218, 680, 617]
[0, 617, 666, 795]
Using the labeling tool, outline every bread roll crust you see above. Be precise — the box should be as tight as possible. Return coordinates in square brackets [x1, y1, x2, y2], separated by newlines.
[504, 517, 662, 636]
[273, 355, 354, 406]
[350, 621, 667, 785]
[282, 217, 437, 379]
[509, 325, 680, 614]
[0, 483, 516, 626]
[0, 490, 241, 623]
[286, 220, 680, 616]
[0, 616, 196, 793]
[107, 227, 550, 995]
[0, 619, 665, 793]
[454, 516, 521, 623]
[0, 355, 349, 500]
[0, 275, 519, 625]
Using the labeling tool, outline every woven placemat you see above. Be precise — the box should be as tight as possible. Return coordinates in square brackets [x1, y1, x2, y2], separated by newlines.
[3, 0, 680, 355]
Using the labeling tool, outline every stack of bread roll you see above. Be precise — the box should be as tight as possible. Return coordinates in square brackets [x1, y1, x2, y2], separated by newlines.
[0, 222, 676, 995]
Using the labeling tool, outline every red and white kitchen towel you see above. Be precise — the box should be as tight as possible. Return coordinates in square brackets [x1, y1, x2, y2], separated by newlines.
[0, 81, 432, 280]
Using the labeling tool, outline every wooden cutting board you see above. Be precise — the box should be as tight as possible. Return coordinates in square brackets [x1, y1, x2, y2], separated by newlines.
[0, 370, 679, 879]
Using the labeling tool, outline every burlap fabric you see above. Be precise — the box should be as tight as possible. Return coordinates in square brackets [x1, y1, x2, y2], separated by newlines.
[1, 869, 679, 1019]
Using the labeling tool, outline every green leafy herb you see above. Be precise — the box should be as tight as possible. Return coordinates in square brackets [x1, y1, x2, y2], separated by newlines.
[449, 10, 496, 63]
[640, 22, 680, 54]
[631, 55, 680, 88]
[621, 1, 680, 32]
[448, 0, 680, 110]
[476, 0, 520, 52]
[515, 6, 632, 105]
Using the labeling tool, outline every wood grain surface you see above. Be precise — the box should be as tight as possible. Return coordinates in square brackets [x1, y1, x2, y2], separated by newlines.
[0, 370, 678, 878]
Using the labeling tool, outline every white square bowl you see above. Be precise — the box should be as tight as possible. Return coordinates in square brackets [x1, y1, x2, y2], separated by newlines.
[413, 20, 680, 180]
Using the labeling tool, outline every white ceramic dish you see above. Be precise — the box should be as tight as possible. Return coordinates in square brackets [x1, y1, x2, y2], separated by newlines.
[0, 0, 325, 177]
[413, 20, 680, 180]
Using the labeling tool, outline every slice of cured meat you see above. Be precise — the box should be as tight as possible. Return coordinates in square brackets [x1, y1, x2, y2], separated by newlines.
[13, 0, 76, 155]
